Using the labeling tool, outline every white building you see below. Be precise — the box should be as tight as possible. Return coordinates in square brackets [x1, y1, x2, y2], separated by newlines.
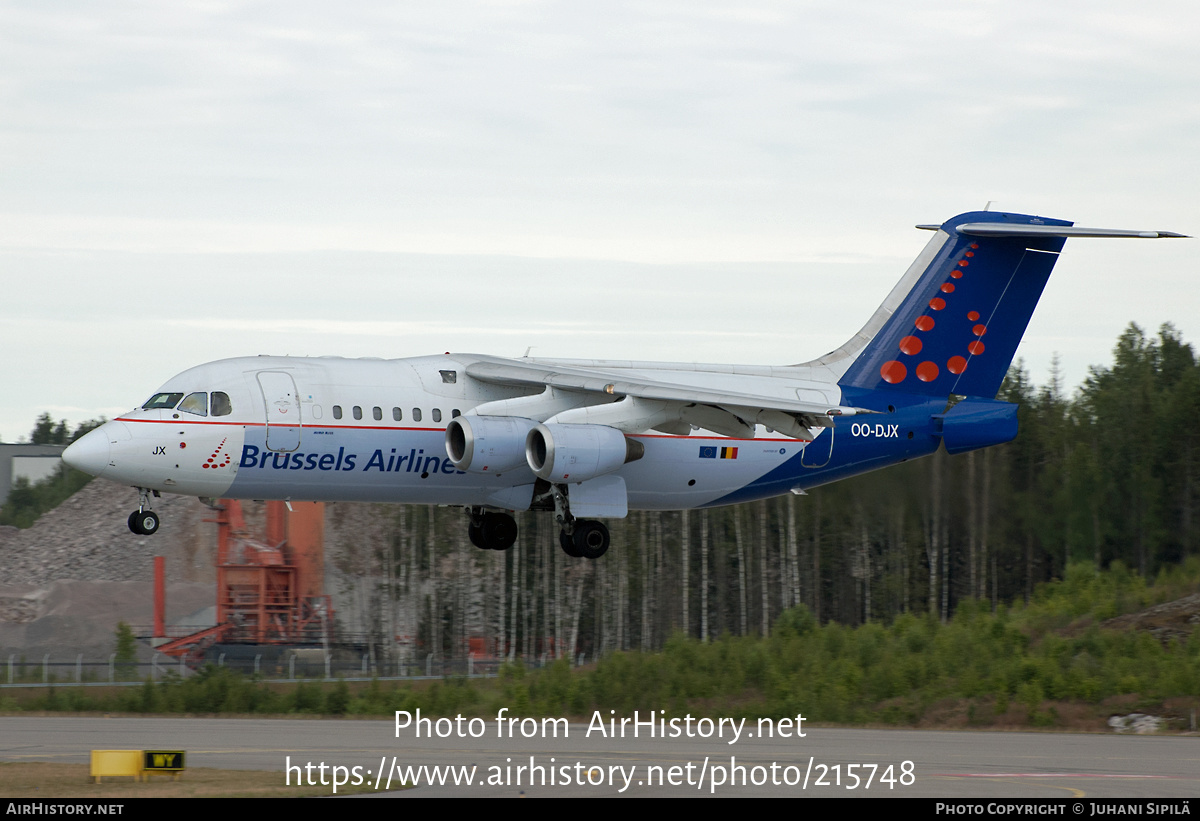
[0, 444, 66, 507]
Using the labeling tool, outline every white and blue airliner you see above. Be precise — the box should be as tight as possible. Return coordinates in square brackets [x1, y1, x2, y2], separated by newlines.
[63, 210, 1183, 559]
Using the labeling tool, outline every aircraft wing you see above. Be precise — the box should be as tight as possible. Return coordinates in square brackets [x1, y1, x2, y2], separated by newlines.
[463, 355, 876, 439]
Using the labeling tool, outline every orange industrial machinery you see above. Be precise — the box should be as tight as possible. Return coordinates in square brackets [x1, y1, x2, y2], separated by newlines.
[156, 500, 333, 662]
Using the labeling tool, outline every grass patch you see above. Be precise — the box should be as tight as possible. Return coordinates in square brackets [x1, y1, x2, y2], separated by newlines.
[3, 562, 1198, 733]
[0, 762, 397, 798]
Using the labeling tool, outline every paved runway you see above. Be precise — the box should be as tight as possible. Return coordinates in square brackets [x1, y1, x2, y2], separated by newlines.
[1, 715, 1197, 798]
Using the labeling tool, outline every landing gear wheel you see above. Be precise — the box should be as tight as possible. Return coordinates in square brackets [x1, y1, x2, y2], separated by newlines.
[572, 520, 609, 559]
[129, 510, 160, 536]
[467, 512, 518, 550]
[559, 529, 582, 558]
[482, 512, 518, 551]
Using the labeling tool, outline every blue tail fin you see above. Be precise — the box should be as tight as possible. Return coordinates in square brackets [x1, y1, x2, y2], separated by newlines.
[837, 210, 1070, 399]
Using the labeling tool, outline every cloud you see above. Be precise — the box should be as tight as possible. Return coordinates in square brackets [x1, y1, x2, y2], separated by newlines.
[0, 1, 1195, 438]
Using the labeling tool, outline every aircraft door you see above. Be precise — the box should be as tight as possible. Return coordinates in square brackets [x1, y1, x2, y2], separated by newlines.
[800, 425, 834, 468]
[257, 371, 302, 452]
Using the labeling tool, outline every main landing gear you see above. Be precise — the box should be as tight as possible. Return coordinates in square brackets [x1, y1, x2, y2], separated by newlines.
[558, 520, 610, 559]
[549, 484, 609, 559]
[467, 508, 518, 551]
[464, 497, 611, 560]
[127, 488, 161, 535]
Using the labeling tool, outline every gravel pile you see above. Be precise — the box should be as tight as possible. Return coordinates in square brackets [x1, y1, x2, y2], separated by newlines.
[0, 479, 413, 661]
[0, 481, 217, 586]
[0, 580, 215, 661]
[0, 481, 218, 659]
[1101, 592, 1200, 645]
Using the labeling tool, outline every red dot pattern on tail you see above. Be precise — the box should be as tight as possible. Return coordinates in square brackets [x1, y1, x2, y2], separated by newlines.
[883, 241, 991, 386]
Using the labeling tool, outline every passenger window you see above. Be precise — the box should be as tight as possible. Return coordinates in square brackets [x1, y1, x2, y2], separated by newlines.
[373, 406, 382, 421]
[452, 409, 461, 418]
[142, 392, 183, 410]
[211, 392, 233, 417]
[333, 405, 343, 420]
[432, 408, 442, 423]
[392, 407, 402, 421]
[412, 408, 422, 422]
[353, 406, 363, 420]
[178, 392, 208, 417]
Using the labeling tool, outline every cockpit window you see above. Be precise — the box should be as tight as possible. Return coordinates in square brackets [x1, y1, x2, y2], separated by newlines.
[178, 392, 208, 417]
[142, 392, 184, 410]
[212, 392, 232, 417]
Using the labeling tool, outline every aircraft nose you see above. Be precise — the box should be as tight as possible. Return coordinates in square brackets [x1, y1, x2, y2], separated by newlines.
[62, 423, 117, 478]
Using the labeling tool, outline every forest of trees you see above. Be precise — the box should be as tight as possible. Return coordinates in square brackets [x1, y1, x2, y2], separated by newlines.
[6, 324, 1198, 665]
[335, 323, 1200, 665]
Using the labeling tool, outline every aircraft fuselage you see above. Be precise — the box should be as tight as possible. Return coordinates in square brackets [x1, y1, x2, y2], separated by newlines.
[72, 353, 943, 511]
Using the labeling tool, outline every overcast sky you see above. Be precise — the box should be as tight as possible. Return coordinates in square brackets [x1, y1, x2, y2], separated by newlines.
[1, 1, 1196, 441]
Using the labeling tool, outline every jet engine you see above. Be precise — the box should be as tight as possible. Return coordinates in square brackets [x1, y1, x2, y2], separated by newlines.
[525, 423, 644, 483]
[445, 416, 538, 474]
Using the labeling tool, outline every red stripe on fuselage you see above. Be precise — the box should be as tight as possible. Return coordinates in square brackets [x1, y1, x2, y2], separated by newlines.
[117, 417, 803, 442]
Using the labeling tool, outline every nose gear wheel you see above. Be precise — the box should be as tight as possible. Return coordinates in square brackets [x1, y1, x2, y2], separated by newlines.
[128, 509, 160, 535]
[128, 488, 160, 535]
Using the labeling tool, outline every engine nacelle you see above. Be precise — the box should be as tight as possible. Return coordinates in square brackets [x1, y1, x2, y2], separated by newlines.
[445, 416, 538, 474]
[525, 423, 644, 483]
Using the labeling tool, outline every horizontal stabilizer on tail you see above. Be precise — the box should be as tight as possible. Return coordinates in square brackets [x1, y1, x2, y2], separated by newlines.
[917, 223, 1188, 239]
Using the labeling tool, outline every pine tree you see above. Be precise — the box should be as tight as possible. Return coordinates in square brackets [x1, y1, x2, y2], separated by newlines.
[114, 622, 138, 681]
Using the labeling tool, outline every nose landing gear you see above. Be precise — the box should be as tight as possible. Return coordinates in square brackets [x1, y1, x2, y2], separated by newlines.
[128, 510, 160, 535]
[127, 488, 161, 535]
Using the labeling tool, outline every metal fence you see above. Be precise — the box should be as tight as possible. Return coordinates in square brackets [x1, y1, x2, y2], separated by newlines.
[0, 650, 581, 687]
